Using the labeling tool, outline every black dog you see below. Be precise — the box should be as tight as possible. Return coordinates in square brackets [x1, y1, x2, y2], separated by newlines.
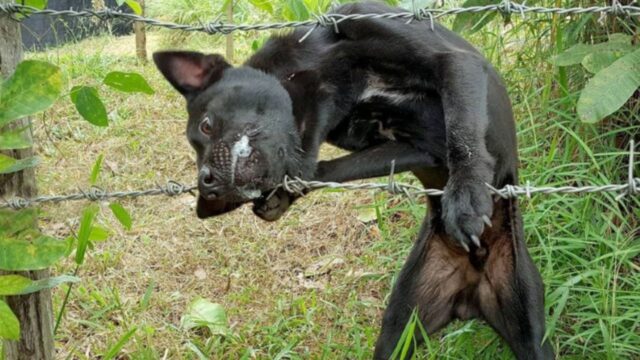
[154, 2, 554, 358]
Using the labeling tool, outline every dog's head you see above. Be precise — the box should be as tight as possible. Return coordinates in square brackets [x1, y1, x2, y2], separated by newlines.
[153, 51, 313, 218]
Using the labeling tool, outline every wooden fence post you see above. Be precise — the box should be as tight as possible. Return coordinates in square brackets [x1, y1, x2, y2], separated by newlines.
[134, 0, 147, 62]
[0, 2, 55, 359]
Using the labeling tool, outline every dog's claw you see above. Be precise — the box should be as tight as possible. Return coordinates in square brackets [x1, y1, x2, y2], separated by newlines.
[482, 215, 492, 228]
[460, 241, 470, 252]
[470, 235, 481, 248]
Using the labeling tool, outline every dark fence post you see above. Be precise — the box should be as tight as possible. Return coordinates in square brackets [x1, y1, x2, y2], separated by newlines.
[0, 1, 55, 359]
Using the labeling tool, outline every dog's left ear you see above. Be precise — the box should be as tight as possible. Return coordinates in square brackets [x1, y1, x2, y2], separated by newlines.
[153, 51, 231, 99]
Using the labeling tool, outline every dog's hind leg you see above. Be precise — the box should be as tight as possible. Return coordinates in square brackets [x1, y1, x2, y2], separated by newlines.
[373, 190, 481, 360]
[374, 211, 494, 359]
[475, 198, 555, 360]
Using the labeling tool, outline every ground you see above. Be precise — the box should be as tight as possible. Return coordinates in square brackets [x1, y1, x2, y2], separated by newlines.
[24, 25, 640, 360]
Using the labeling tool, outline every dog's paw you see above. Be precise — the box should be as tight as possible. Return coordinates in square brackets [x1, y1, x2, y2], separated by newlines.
[441, 179, 493, 252]
[252, 189, 292, 221]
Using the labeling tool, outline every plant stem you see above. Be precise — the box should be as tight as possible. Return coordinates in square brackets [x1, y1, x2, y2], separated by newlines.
[53, 265, 79, 335]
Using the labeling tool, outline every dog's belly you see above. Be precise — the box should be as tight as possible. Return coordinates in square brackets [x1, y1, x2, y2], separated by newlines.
[326, 84, 447, 163]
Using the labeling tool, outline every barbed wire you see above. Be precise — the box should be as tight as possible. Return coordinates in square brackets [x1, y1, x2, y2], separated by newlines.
[0, 1, 639, 36]
[2, 142, 636, 210]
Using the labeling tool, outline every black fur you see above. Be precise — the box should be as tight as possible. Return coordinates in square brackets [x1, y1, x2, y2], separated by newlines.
[154, 2, 554, 358]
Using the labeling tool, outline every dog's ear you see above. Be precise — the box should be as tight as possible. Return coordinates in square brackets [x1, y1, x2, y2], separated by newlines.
[153, 51, 231, 98]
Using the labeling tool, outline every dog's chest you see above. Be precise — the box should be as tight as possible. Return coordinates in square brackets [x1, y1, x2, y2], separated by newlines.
[327, 73, 441, 152]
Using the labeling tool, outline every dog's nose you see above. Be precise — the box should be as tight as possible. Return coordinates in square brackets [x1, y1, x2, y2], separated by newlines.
[198, 165, 219, 199]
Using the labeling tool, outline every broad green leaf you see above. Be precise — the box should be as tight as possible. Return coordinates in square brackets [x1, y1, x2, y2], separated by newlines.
[0, 300, 19, 340]
[581, 51, 622, 74]
[181, 299, 229, 336]
[0, 154, 39, 174]
[282, 0, 309, 21]
[116, 0, 125, 5]
[0, 275, 32, 295]
[0, 60, 63, 126]
[0, 234, 67, 271]
[103, 72, 154, 95]
[70, 86, 108, 127]
[19, 275, 80, 295]
[550, 34, 635, 66]
[109, 203, 132, 230]
[0, 209, 37, 236]
[103, 327, 138, 360]
[0, 127, 32, 150]
[452, 0, 499, 34]
[577, 48, 640, 123]
[124, 0, 142, 15]
[89, 154, 104, 185]
[75, 205, 99, 265]
[249, 0, 274, 14]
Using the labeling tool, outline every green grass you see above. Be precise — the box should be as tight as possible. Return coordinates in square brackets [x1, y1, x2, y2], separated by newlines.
[15, 4, 640, 359]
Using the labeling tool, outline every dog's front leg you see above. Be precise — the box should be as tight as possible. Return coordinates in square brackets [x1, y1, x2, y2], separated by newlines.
[253, 142, 438, 221]
[436, 52, 496, 251]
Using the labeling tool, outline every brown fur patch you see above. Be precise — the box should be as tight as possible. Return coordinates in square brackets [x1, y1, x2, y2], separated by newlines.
[414, 198, 517, 327]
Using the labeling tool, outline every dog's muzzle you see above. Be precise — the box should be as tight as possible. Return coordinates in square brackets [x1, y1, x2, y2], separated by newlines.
[198, 135, 265, 200]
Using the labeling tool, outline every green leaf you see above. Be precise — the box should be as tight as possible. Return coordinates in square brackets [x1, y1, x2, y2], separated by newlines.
[0, 275, 32, 296]
[19, 275, 80, 295]
[103, 72, 154, 95]
[181, 299, 229, 336]
[21, 0, 48, 9]
[70, 86, 108, 127]
[0, 127, 32, 150]
[282, 0, 309, 21]
[109, 203, 132, 230]
[103, 327, 138, 360]
[0, 60, 63, 126]
[550, 33, 635, 66]
[0, 235, 68, 271]
[89, 154, 104, 185]
[452, 0, 499, 34]
[0, 154, 39, 175]
[75, 205, 99, 265]
[124, 0, 142, 15]
[89, 226, 111, 243]
[0, 300, 19, 340]
[581, 51, 622, 74]
[577, 48, 640, 123]
[0, 209, 37, 236]
[249, 0, 274, 14]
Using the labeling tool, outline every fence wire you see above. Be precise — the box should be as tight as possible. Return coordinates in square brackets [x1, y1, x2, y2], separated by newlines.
[0, 1, 639, 36]
[2, 142, 637, 210]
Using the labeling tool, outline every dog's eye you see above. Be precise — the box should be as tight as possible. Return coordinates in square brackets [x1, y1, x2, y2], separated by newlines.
[200, 116, 213, 135]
